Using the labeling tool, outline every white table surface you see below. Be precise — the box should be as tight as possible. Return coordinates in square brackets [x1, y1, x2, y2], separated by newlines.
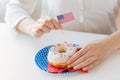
[0, 23, 120, 80]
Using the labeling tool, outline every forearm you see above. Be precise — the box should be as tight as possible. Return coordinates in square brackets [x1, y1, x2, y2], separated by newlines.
[103, 31, 120, 51]
[102, 8, 120, 51]
[16, 18, 36, 35]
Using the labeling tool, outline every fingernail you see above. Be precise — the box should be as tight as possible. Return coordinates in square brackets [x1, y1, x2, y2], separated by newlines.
[82, 68, 88, 72]
[67, 65, 71, 68]
[73, 67, 78, 70]
[74, 66, 82, 70]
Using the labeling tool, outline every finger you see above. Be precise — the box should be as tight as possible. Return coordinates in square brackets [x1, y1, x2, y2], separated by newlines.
[73, 56, 96, 70]
[51, 18, 62, 29]
[68, 51, 91, 68]
[67, 46, 90, 65]
[58, 22, 63, 29]
[31, 28, 44, 37]
[37, 17, 55, 29]
[40, 25, 51, 33]
[82, 61, 99, 71]
[44, 19, 55, 29]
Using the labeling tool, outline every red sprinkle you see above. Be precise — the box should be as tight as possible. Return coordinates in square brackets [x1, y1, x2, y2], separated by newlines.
[54, 52, 57, 54]
[68, 55, 72, 58]
[64, 41, 67, 43]
[57, 44, 61, 46]
[53, 45, 56, 47]
[67, 44, 70, 46]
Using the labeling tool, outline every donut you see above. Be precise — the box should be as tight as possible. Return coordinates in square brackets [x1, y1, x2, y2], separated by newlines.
[47, 42, 78, 68]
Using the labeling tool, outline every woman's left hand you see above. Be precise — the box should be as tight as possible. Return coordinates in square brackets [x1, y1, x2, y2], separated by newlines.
[67, 40, 114, 71]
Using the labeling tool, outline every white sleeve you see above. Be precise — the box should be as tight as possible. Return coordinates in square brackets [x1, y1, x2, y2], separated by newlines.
[5, 0, 37, 28]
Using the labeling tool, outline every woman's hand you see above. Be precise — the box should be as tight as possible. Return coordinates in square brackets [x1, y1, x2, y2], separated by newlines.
[67, 39, 115, 71]
[30, 16, 62, 37]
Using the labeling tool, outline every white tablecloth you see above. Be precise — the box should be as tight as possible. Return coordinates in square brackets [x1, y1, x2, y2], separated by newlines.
[0, 23, 120, 80]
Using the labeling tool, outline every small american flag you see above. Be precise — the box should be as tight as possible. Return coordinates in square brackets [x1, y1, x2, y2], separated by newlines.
[57, 12, 75, 24]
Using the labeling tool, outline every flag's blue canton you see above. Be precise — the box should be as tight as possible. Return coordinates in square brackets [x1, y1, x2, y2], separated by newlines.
[57, 15, 64, 20]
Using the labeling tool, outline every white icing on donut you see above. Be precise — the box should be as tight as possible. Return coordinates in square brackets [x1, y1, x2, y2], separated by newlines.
[48, 42, 77, 64]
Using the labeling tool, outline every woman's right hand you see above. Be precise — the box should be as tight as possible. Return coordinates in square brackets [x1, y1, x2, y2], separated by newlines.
[31, 16, 62, 37]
